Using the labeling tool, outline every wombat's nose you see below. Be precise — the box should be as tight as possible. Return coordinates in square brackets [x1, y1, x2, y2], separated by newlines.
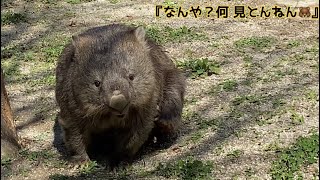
[109, 91, 128, 112]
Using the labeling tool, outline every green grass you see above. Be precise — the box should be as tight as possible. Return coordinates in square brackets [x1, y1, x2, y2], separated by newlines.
[305, 45, 319, 55]
[290, 111, 305, 125]
[234, 36, 275, 52]
[1, 60, 20, 77]
[209, 42, 219, 48]
[197, 118, 219, 130]
[177, 58, 220, 78]
[270, 133, 319, 180]
[227, 149, 243, 158]
[184, 96, 198, 105]
[182, 110, 201, 122]
[38, 35, 70, 63]
[79, 161, 99, 174]
[28, 73, 55, 87]
[19, 149, 55, 162]
[1, 157, 13, 167]
[244, 167, 255, 177]
[221, 79, 238, 91]
[65, 0, 95, 4]
[272, 99, 286, 109]
[287, 40, 300, 49]
[232, 95, 265, 106]
[243, 55, 253, 62]
[156, 157, 214, 180]
[305, 89, 318, 101]
[189, 131, 204, 142]
[109, 0, 119, 3]
[146, 25, 207, 44]
[1, 11, 27, 25]
[162, 0, 179, 10]
[265, 142, 282, 152]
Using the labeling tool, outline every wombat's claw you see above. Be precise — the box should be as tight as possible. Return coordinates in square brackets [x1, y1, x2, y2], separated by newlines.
[67, 155, 91, 169]
[154, 105, 160, 121]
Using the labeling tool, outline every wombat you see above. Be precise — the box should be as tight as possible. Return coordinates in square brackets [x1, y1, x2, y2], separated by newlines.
[55, 24, 186, 165]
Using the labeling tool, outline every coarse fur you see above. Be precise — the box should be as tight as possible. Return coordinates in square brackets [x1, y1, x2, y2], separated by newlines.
[55, 24, 185, 164]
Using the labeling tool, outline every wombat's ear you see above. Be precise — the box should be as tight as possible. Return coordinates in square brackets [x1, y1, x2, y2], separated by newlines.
[133, 26, 149, 49]
[71, 35, 93, 61]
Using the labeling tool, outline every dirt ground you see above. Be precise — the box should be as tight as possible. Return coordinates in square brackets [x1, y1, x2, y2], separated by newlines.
[1, 0, 319, 179]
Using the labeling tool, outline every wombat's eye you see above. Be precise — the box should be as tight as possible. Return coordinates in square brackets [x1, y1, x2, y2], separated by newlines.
[94, 80, 101, 87]
[129, 74, 135, 81]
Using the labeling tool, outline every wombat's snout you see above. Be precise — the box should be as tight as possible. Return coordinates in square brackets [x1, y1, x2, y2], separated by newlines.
[109, 90, 129, 113]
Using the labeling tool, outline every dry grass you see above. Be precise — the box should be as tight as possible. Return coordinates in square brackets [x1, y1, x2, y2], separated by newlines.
[1, 0, 319, 179]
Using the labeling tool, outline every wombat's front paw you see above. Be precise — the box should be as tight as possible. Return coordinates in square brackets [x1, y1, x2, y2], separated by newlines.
[68, 155, 91, 169]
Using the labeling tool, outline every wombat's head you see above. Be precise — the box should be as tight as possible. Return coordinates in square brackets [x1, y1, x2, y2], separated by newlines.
[70, 25, 156, 119]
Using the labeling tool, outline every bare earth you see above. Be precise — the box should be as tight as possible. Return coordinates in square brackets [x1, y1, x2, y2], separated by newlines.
[1, 0, 319, 179]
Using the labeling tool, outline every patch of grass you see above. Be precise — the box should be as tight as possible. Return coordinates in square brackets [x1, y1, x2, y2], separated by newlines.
[234, 36, 275, 52]
[197, 118, 219, 130]
[290, 111, 304, 125]
[109, 0, 119, 3]
[287, 40, 300, 48]
[162, 0, 179, 9]
[42, 46, 64, 63]
[241, 79, 253, 86]
[177, 58, 220, 78]
[305, 89, 318, 101]
[209, 42, 219, 48]
[221, 79, 238, 91]
[1, 60, 20, 77]
[184, 96, 198, 105]
[41, 0, 58, 4]
[243, 55, 253, 62]
[244, 167, 255, 177]
[272, 99, 286, 109]
[39, 35, 70, 63]
[65, 0, 94, 4]
[28, 73, 55, 87]
[146, 26, 207, 44]
[19, 149, 55, 161]
[266, 68, 298, 82]
[1, 157, 13, 167]
[156, 157, 214, 180]
[79, 161, 99, 174]
[189, 130, 205, 143]
[182, 110, 201, 122]
[232, 95, 264, 106]
[305, 45, 319, 54]
[265, 142, 282, 152]
[227, 149, 243, 158]
[270, 134, 319, 179]
[1, 11, 27, 25]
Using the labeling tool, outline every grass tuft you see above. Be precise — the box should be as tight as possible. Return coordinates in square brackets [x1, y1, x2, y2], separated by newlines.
[270, 134, 319, 179]
[156, 157, 214, 179]
[177, 58, 220, 78]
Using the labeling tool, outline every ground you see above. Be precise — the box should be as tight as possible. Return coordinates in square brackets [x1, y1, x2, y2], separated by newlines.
[1, 0, 319, 179]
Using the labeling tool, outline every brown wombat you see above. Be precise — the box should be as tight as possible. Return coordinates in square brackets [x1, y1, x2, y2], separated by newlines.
[55, 24, 185, 164]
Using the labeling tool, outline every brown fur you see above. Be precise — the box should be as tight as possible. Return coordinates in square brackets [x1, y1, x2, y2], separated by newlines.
[55, 24, 185, 163]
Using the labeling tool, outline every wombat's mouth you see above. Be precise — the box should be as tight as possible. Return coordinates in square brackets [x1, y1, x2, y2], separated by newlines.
[109, 102, 130, 118]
